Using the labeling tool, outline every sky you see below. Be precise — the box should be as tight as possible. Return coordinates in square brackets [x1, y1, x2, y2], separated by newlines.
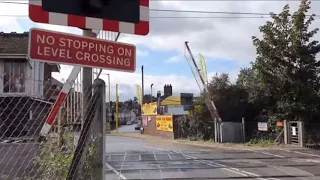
[1, 0, 320, 101]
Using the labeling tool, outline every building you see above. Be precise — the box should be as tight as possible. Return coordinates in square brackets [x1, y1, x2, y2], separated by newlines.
[141, 84, 194, 139]
[157, 84, 192, 115]
[0, 32, 60, 137]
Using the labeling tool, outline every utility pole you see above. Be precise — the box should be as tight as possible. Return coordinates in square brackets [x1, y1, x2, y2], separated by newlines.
[141, 65, 144, 103]
[141, 65, 144, 134]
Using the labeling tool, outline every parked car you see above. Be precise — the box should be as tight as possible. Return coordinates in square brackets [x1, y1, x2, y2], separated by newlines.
[134, 121, 141, 131]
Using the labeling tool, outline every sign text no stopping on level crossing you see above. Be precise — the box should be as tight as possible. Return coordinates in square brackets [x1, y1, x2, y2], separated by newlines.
[28, 28, 136, 72]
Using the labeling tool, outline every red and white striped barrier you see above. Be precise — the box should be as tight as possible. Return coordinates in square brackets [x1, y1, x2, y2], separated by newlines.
[39, 30, 100, 137]
[40, 66, 82, 136]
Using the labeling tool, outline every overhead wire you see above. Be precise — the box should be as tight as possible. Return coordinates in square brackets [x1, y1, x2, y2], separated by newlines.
[1, 0, 320, 19]
[0, 14, 274, 19]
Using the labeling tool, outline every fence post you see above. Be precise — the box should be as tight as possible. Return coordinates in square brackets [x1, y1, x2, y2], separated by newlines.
[298, 121, 305, 148]
[214, 117, 218, 142]
[67, 78, 105, 179]
[242, 117, 246, 143]
[284, 120, 288, 144]
[97, 79, 106, 180]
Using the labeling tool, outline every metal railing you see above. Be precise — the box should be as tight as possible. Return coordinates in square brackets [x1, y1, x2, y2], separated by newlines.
[67, 78, 106, 179]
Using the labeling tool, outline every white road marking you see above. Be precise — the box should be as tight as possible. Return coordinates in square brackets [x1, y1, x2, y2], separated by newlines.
[279, 149, 320, 158]
[244, 149, 285, 158]
[107, 137, 283, 180]
[271, 166, 312, 180]
[105, 162, 127, 180]
[180, 151, 277, 180]
[153, 151, 157, 161]
[291, 158, 320, 164]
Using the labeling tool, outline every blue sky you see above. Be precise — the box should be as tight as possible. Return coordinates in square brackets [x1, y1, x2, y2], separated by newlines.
[135, 46, 246, 79]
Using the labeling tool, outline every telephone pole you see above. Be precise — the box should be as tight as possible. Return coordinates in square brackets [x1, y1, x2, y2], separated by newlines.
[141, 65, 144, 103]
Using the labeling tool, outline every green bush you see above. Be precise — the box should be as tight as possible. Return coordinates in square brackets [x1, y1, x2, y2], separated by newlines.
[246, 138, 275, 147]
[176, 115, 214, 141]
[37, 134, 74, 180]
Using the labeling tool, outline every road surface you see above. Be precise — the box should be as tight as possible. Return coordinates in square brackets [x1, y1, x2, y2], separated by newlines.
[106, 136, 320, 180]
[112, 124, 139, 133]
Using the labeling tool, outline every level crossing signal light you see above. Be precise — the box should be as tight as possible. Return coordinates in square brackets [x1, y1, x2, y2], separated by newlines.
[42, 0, 140, 23]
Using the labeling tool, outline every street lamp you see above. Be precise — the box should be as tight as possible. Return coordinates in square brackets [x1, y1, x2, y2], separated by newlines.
[150, 83, 154, 103]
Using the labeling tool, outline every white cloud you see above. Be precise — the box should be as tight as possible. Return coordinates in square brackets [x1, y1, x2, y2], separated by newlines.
[118, 1, 319, 63]
[1, 1, 319, 100]
[52, 65, 200, 101]
[165, 54, 184, 63]
[0, 2, 27, 32]
[136, 49, 149, 57]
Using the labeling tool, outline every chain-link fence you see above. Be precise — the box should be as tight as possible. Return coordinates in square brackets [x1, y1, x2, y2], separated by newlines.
[66, 78, 106, 179]
[0, 29, 119, 180]
[0, 74, 60, 179]
[0, 71, 106, 179]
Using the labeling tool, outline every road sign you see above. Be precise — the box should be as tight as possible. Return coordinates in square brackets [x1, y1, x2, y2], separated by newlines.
[28, 0, 149, 36]
[28, 28, 136, 72]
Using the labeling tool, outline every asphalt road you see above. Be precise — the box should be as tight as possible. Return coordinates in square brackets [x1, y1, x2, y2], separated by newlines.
[112, 124, 140, 133]
[105, 136, 320, 180]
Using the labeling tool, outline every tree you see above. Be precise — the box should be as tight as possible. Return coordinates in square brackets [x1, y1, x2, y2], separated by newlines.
[133, 97, 138, 102]
[252, 0, 320, 122]
[176, 0, 320, 141]
[142, 94, 157, 104]
[193, 73, 249, 122]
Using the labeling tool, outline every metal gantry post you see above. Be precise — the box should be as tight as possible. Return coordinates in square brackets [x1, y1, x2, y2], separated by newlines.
[82, 29, 93, 120]
[116, 84, 119, 133]
[108, 74, 111, 133]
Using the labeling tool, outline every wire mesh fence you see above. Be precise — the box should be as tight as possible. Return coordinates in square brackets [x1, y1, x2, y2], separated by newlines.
[0, 71, 106, 179]
[66, 78, 106, 180]
[0, 29, 118, 180]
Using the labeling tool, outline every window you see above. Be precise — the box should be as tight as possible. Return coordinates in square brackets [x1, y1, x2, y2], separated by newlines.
[3, 60, 26, 93]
